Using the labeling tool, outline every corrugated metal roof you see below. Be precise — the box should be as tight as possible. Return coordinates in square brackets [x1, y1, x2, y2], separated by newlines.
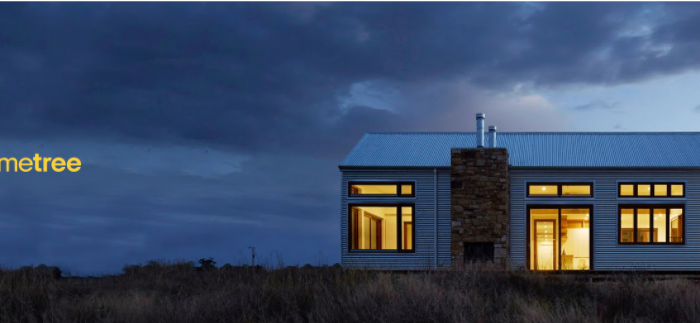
[340, 132, 700, 168]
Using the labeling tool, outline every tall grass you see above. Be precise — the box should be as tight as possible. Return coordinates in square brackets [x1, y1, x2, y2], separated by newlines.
[0, 262, 698, 323]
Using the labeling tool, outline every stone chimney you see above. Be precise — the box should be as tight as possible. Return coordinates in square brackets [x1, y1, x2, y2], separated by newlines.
[451, 137, 509, 269]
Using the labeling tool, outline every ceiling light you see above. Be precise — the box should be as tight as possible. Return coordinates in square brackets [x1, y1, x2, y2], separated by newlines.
[542, 187, 546, 191]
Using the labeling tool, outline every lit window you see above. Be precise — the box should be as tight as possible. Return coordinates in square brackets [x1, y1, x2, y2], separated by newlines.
[637, 209, 651, 242]
[529, 185, 558, 195]
[349, 205, 414, 251]
[620, 185, 634, 196]
[529, 207, 591, 270]
[349, 182, 414, 197]
[619, 205, 684, 244]
[527, 183, 592, 197]
[350, 185, 396, 195]
[561, 185, 591, 196]
[401, 207, 413, 250]
[620, 209, 634, 243]
[638, 184, 651, 196]
[654, 184, 668, 196]
[670, 208, 684, 243]
[671, 185, 684, 196]
[618, 183, 685, 198]
[653, 208, 667, 243]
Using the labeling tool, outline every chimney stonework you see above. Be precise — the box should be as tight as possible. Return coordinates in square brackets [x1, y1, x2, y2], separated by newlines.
[450, 148, 510, 269]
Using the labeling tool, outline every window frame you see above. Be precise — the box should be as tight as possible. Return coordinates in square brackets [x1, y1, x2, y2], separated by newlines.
[348, 181, 416, 197]
[617, 182, 685, 198]
[526, 182, 594, 198]
[525, 204, 595, 271]
[347, 203, 416, 253]
[617, 204, 685, 245]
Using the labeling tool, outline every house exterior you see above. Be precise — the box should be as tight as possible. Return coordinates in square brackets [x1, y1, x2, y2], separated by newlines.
[338, 113, 700, 271]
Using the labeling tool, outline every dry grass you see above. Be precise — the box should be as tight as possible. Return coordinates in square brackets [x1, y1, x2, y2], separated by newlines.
[1, 262, 699, 323]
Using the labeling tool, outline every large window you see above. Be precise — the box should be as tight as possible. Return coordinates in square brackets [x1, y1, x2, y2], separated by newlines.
[619, 205, 684, 244]
[349, 182, 414, 197]
[349, 205, 414, 251]
[527, 183, 593, 197]
[528, 206, 592, 270]
[618, 183, 685, 198]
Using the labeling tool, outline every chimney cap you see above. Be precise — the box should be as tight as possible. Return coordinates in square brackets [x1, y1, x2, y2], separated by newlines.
[476, 113, 485, 118]
[488, 125, 497, 131]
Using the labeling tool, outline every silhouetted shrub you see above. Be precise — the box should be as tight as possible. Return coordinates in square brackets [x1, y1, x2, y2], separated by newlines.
[197, 257, 217, 271]
[2, 262, 699, 322]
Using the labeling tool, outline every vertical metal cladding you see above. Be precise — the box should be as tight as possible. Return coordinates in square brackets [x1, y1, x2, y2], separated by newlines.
[341, 168, 452, 269]
[437, 169, 453, 268]
[510, 168, 700, 270]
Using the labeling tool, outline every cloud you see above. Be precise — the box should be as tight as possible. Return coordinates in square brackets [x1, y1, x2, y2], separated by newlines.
[3, 3, 700, 272]
[1, 3, 700, 151]
[694, 105, 700, 113]
[573, 100, 623, 112]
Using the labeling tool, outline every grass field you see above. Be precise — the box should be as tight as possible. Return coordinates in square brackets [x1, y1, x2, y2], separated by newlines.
[1, 262, 699, 323]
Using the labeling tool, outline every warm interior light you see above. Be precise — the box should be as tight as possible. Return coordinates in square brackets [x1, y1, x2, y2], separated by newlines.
[542, 187, 546, 191]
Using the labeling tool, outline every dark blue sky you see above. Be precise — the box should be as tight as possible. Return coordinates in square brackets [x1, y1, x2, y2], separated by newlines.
[1, 2, 700, 274]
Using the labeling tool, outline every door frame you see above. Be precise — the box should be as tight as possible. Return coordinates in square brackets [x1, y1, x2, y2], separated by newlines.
[526, 205, 594, 271]
[533, 219, 557, 270]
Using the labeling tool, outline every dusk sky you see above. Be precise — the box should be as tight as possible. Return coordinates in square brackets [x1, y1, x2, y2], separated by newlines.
[1, 2, 700, 275]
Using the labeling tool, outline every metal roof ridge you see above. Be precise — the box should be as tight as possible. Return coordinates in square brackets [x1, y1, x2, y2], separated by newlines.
[363, 131, 700, 135]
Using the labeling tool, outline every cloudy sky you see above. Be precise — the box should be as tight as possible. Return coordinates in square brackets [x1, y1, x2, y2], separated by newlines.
[1, 2, 700, 274]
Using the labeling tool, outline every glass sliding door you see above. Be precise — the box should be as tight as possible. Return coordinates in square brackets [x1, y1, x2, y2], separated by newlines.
[534, 220, 557, 270]
[560, 208, 591, 270]
[529, 207, 591, 271]
[529, 209, 559, 270]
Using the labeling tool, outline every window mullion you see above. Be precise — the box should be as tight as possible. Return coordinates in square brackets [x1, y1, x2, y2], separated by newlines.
[633, 208, 637, 243]
[557, 208, 561, 270]
[666, 207, 670, 244]
[397, 206, 402, 251]
[648, 208, 653, 243]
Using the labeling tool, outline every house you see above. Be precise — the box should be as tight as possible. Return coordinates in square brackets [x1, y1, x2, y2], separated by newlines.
[338, 113, 700, 271]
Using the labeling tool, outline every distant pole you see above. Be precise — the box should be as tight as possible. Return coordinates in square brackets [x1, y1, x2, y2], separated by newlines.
[249, 246, 256, 266]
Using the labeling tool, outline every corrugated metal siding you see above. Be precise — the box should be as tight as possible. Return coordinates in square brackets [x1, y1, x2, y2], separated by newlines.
[437, 169, 452, 268]
[510, 168, 700, 270]
[340, 132, 700, 168]
[341, 169, 451, 269]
